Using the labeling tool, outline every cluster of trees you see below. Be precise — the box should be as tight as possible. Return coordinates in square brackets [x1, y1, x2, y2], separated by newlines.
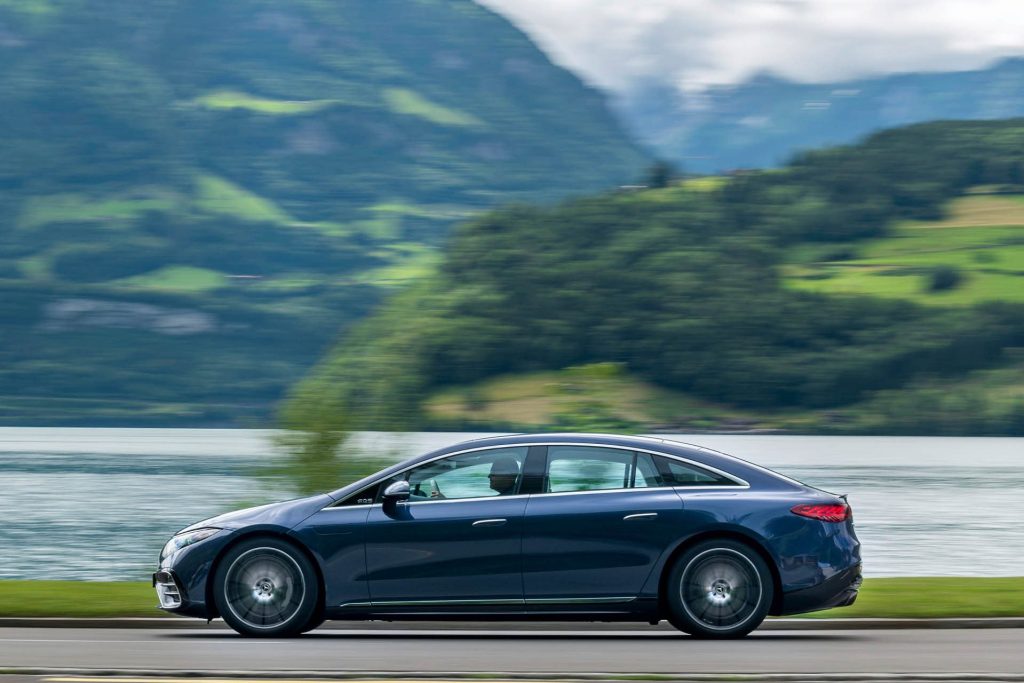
[722, 119, 1024, 242]
[287, 119, 1024, 435]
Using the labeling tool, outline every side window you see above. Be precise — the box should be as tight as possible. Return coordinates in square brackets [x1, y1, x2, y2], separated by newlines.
[545, 446, 636, 493]
[386, 446, 528, 501]
[654, 455, 738, 486]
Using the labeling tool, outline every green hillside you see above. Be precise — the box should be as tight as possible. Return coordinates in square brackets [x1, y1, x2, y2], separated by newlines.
[784, 192, 1024, 306]
[0, 0, 648, 425]
[288, 119, 1024, 436]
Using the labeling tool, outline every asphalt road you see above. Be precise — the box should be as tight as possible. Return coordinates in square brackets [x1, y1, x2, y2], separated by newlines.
[0, 625, 1022, 675]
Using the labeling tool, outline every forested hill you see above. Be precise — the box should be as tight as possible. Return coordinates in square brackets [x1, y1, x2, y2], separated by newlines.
[0, 0, 648, 425]
[288, 119, 1024, 435]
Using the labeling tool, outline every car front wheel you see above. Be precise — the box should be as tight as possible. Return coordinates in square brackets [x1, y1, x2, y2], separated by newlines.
[213, 537, 320, 637]
[666, 539, 773, 638]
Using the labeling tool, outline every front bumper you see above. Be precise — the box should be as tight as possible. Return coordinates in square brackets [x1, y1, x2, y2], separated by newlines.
[153, 569, 182, 609]
[779, 564, 862, 615]
[152, 528, 236, 619]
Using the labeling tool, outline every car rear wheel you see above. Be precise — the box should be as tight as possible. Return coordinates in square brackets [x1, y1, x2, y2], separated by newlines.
[666, 539, 773, 638]
[213, 537, 320, 637]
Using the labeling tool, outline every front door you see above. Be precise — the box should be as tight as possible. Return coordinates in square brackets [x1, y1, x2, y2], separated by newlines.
[521, 446, 686, 604]
[364, 446, 529, 608]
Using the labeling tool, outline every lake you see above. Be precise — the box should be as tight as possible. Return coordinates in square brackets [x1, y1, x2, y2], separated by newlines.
[1, 428, 1021, 580]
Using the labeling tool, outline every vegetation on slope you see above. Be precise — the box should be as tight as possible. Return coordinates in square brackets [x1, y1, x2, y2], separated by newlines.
[0, 0, 647, 425]
[423, 363, 733, 433]
[287, 119, 1024, 435]
[422, 357, 1024, 435]
[785, 193, 1024, 306]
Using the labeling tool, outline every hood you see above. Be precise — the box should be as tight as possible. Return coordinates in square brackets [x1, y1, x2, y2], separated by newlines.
[180, 493, 333, 533]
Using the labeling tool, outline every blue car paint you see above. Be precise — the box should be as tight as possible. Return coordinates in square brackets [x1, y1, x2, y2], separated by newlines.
[522, 487, 686, 601]
[363, 495, 528, 604]
[156, 434, 861, 621]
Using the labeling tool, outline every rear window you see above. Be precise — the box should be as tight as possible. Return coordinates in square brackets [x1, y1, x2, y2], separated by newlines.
[655, 455, 739, 486]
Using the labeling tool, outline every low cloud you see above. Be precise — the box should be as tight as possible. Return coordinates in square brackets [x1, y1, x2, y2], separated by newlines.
[478, 0, 1024, 92]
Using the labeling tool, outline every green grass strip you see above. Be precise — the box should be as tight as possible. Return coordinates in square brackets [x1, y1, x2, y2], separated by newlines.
[806, 576, 1024, 619]
[1, 577, 1022, 619]
[0, 580, 161, 617]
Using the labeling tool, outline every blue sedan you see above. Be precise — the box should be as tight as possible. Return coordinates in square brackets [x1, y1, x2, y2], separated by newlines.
[154, 433, 862, 638]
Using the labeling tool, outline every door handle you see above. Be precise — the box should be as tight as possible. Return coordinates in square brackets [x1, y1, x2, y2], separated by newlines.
[624, 512, 658, 521]
[472, 518, 507, 527]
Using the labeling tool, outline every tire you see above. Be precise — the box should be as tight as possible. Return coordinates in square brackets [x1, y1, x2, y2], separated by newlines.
[213, 537, 320, 637]
[301, 616, 326, 634]
[300, 607, 326, 634]
[665, 539, 773, 639]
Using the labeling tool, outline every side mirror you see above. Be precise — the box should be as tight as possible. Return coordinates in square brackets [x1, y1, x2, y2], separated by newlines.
[382, 480, 410, 516]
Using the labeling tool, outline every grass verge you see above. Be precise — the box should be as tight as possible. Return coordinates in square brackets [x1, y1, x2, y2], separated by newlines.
[805, 576, 1024, 619]
[0, 580, 160, 618]
[1, 577, 1022, 619]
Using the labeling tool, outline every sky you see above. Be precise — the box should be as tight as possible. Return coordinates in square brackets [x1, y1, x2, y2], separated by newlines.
[477, 0, 1024, 93]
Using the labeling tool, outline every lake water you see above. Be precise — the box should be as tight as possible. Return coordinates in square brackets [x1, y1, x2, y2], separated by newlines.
[1, 428, 1021, 580]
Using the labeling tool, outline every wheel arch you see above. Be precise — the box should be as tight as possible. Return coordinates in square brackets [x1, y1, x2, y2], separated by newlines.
[205, 528, 326, 621]
[656, 529, 784, 617]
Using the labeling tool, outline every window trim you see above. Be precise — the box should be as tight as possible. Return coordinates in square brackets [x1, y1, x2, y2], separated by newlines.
[326, 441, 748, 509]
[651, 452, 739, 487]
[337, 445, 530, 506]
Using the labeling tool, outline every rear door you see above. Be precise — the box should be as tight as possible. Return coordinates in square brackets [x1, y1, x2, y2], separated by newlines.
[521, 445, 686, 605]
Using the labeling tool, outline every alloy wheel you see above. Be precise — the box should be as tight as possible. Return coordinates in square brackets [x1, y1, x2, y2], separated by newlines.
[223, 547, 306, 630]
[679, 547, 763, 631]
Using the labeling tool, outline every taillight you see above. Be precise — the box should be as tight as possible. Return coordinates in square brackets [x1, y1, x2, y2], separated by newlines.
[791, 502, 849, 523]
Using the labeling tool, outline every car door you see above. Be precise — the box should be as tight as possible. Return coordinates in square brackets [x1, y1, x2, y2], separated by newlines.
[521, 445, 687, 604]
[363, 446, 529, 608]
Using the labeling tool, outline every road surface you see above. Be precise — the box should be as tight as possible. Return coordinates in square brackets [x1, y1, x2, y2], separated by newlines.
[0, 625, 1022, 675]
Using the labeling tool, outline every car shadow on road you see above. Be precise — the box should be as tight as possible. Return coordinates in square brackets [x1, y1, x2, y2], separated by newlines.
[166, 631, 863, 641]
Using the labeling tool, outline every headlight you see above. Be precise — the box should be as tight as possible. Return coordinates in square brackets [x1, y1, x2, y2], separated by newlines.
[160, 527, 220, 562]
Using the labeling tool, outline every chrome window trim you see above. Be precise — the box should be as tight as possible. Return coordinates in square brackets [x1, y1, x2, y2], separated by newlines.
[398, 493, 532, 506]
[671, 485, 749, 492]
[657, 438, 807, 489]
[542, 442, 749, 490]
[324, 483, 745, 512]
[326, 440, 748, 510]
[324, 495, 533, 511]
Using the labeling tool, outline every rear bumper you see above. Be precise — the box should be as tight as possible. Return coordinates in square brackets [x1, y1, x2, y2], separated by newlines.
[779, 564, 862, 616]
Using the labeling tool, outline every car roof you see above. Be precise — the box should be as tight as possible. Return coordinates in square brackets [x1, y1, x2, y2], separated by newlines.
[326, 432, 797, 500]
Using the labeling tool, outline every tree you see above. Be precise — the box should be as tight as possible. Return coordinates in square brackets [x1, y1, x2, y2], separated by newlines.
[644, 160, 679, 189]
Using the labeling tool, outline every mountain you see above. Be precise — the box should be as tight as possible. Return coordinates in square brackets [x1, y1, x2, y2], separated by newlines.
[616, 58, 1024, 173]
[286, 119, 1024, 436]
[0, 0, 648, 425]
